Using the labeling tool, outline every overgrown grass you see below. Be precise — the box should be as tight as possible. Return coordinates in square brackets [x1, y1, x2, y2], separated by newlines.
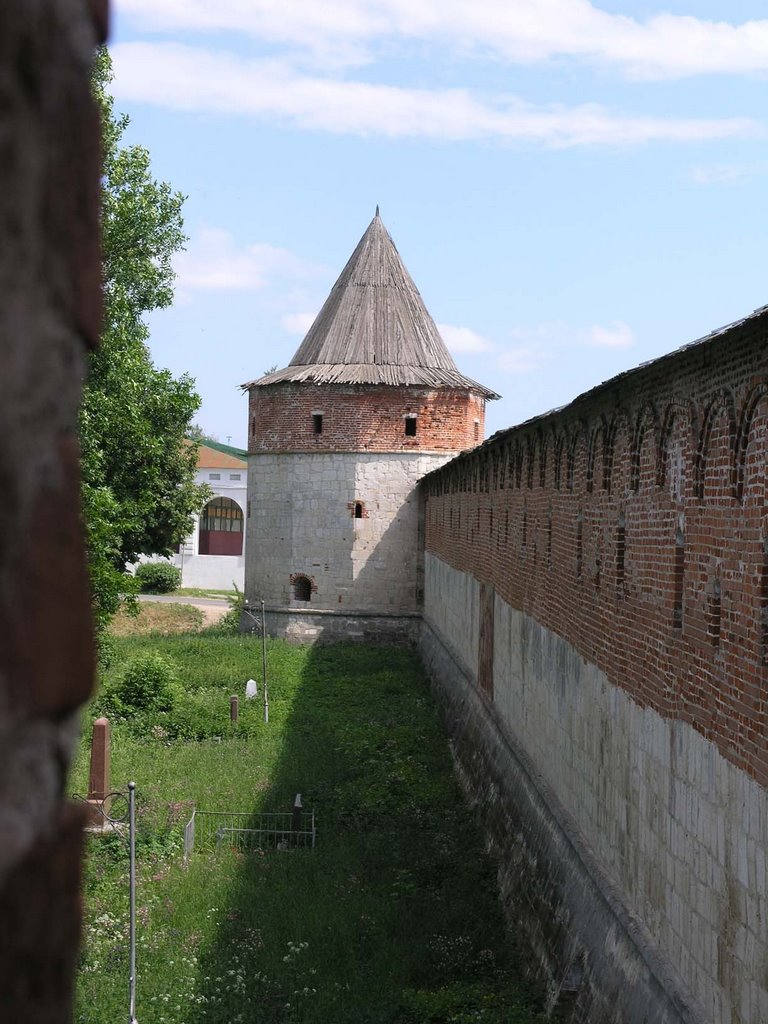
[176, 587, 237, 599]
[72, 637, 545, 1023]
[109, 602, 205, 636]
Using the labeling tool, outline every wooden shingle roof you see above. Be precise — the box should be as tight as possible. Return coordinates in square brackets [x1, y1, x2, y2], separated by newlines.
[243, 210, 498, 399]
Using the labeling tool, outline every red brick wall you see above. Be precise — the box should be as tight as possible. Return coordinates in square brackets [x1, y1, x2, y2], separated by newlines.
[0, 2, 106, 1020]
[423, 312, 768, 787]
[248, 384, 486, 452]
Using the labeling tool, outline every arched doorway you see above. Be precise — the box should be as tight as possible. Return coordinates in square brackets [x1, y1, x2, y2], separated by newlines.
[198, 497, 244, 555]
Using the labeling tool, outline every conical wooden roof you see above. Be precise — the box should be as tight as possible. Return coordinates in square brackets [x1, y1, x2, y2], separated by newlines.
[244, 211, 498, 398]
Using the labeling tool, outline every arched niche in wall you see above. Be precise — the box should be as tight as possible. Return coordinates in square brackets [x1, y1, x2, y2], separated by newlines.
[631, 401, 659, 493]
[696, 389, 737, 503]
[736, 381, 768, 504]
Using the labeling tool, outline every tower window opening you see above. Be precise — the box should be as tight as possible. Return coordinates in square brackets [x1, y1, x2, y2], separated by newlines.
[405, 415, 417, 437]
[576, 511, 583, 579]
[293, 575, 312, 602]
[474, 420, 480, 443]
[354, 502, 363, 519]
[312, 413, 323, 434]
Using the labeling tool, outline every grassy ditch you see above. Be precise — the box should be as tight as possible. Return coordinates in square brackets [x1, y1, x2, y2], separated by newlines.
[71, 636, 545, 1023]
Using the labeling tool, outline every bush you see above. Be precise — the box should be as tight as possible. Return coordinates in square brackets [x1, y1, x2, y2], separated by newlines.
[103, 653, 179, 718]
[135, 562, 181, 594]
[203, 582, 245, 636]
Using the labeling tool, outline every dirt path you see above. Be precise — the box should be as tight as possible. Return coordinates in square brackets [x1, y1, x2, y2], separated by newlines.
[136, 594, 229, 626]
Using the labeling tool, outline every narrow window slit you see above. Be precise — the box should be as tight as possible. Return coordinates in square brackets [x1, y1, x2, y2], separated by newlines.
[616, 512, 626, 594]
[673, 527, 685, 629]
[708, 578, 721, 646]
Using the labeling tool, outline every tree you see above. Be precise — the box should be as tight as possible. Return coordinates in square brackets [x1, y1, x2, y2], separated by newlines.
[82, 49, 206, 632]
[187, 423, 219, 443]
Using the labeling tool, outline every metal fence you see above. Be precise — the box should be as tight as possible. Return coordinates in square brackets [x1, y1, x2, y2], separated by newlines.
[184, 804, 316, 861]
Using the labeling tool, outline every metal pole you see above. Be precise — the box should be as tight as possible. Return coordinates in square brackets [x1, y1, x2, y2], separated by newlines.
[128, 781, 138, 1024]
[261, 599, 268, 723]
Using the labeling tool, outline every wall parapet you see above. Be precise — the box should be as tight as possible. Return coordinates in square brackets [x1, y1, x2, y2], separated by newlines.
[422, 304, 768, 785]
[420, 308, 768, 1023]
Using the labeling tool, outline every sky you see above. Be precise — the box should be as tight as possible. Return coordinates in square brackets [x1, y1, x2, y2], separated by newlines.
[109, 1, 768, 447]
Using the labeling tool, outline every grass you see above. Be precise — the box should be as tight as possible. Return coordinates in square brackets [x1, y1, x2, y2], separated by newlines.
[109, 602, 205, 636]
[176, 587, 237, 599]
[71, 634, 545, 1024]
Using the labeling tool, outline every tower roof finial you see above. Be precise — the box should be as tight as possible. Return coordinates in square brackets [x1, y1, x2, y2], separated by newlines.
[375, 204, 380, 217]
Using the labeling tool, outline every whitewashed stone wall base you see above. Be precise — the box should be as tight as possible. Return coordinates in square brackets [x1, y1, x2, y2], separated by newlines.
[242, 608, 420, 645]
[422, 553, 766, 1024]
[245, 452, 454, 619]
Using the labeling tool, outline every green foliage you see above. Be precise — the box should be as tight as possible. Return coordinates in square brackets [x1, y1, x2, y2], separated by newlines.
[396, 982, 540, 1023]
[72, 639, 546, 1023]
[135, 562, 182, 594]
[186, 423, 218, 443]
[96, 630, 116, 671]
[202, 582, 245, 636]
[81, 48, 207, 635]
[102, 653, 179, 719]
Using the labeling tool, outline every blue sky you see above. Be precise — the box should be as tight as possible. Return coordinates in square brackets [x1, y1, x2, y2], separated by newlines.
[109, 1, 768, 446]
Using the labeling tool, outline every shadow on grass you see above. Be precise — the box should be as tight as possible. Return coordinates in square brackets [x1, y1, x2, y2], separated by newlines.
[184, 641, 545, 1024]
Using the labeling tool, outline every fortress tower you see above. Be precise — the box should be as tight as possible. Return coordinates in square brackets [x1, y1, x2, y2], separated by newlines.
[242, 210, 497, 642]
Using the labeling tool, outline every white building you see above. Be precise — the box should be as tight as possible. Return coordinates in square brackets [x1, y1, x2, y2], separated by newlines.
[168, 440, 247, 590]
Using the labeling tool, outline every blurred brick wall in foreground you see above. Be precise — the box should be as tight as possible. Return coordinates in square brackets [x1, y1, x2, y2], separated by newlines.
[0, 2, 107, 1020]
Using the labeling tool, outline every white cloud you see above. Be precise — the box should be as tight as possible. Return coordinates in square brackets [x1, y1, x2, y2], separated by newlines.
[111, 43, 759, 147]
[499, 319, 635, 368]
[690, 161, 768, 186]
[585, 321, 635, 349]
[281, 311, 318, 334]
[118, 0, 768, 80]
[175, 227, 319, 292]
[437, 323, 495, 353]
[497, 347, 541, 373]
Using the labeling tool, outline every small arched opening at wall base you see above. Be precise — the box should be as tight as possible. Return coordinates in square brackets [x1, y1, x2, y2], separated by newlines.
[198, 496, 244, 555]
[292, 575, 312, 602]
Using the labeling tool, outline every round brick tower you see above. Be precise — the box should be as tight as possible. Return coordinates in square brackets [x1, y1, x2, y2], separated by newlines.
[242, 210, 497, 642]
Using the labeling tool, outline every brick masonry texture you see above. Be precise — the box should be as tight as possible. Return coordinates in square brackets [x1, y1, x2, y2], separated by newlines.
[248, 383, 485, 453]
[420, 312, 768, 1023]
[0, 2, 104, 1019]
